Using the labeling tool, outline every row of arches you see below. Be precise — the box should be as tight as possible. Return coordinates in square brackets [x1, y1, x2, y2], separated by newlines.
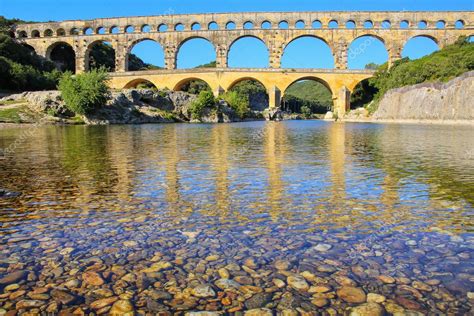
[19, 19, 467, 39]
[45, 34, 445, 74]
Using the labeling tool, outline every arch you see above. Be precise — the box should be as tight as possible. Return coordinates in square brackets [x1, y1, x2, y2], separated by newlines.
[261, 21, 272, 29]
[295, 20, 305, 29]
[86, 40, 116, 72]
[402, 36, 439, 60]
[191, 22, 201, 31]
[44, 29, 53, 37]
[125, 25, 135, 33]
[227, 76, 268, 91]
[227, 77, 269, 111]
[279, 21, 289, 29]
[47, 41, 76, 73]
[455, 20, 465, 29]
[329, 20, 339, 29]
[418, 21, 428, 29]
[22, 43, 36, 54]
[226, 21, 236, 30]
[173, 77, 212, 93]
[228, 35, 269, 68]
[281, 78, 333, 114]
[70, 28, 80, 35]
[96, 27, 106, 34]
[110, 26, 120, 34]
[244, 21, 254, 29]
[349, 78, 378, 110]
[468, 35, 474, 43]
[346, 20, 356, 29]
[18, 31, 27, 38]
[400, 20, 410, 29]
[208, 22, 218, 30]
[364, 20, 374, 29]
[175, 23, 185, 31]
[282, 35, 334, 69]
[177, 37, 216, 69]
[56, 28, 66, 36]
[436, 20, 446, 29]
[348, 35, 388, 69]
[158, 24, 168, 32]
[141, 24, 151, 32]
[123, 78, 158, 89]
[381, 20, 391, 29]
[312, 20, 322, 29]
[128, 39, 165, 71]
[31, 30, 40, 38]
[84, 27, 93, 35]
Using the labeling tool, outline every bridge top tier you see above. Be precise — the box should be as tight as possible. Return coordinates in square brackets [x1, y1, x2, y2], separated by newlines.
[14, 11, 474, 39]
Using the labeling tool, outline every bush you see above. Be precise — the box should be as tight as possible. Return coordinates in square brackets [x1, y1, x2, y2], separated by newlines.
[58, 68, 110, 115]
[190, 90, 216, 120]
[222, 91, 249, 118]
[300, 105, 312, 118]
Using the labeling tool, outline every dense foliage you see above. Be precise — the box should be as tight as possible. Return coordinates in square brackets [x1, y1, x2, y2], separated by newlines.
[58, 68, 110, 115]
[189, 90, 216, 120]
[282, 80, 333, 114]
[222, 91, 249, 118]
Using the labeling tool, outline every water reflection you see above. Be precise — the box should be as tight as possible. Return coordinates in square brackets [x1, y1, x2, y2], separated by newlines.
[0, 121, 473, 314]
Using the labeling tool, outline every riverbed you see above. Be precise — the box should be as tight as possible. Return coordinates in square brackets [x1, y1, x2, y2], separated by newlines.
[0, 121, 473, 314]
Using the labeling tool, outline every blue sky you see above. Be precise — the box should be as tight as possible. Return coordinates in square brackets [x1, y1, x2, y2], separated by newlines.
[1, 0, 472, 69]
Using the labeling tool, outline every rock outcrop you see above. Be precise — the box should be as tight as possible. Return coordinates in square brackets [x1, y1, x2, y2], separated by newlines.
[373, 71, 474, 121]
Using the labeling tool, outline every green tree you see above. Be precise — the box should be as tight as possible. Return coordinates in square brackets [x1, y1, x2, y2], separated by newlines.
[190, 90, 216, 120]
[222, 90, 249, 118]
[58, 68, 110, 115]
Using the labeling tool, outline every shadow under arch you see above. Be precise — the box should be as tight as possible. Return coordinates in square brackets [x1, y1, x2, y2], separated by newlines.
[227, 35, 269, 68]
[123, 78, 158, 89]
[176, 36, 217, 69]
[46, 41, 76, 72]
[85, 39, 116, 72]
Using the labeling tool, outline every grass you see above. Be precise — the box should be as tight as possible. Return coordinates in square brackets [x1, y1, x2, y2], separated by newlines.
[0, 106, 24, 123]
[0, 99, 26, 106]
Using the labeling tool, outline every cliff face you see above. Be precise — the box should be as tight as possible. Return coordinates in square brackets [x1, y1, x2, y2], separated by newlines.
[373, 71, 474, 121]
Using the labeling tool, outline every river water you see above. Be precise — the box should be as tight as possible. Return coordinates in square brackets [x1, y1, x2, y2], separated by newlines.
[0, 121, 473, 314]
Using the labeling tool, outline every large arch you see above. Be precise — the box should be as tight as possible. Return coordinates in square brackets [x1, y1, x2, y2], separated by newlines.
[123, 78, 158, 89]
[402, 35, 439, 60]
[228, 36, 269, 68]
[228, 77, 269, 111]
[281, 77, 333, 113]
[177, 37, 216, 69]
[348, 35, 388, 69]
[127, 39, 165, 71]
[86, 40, 116, 72]
[173, 77, 212, 94]
[281, 35, 334, 69]
[46, 42, 76, 73]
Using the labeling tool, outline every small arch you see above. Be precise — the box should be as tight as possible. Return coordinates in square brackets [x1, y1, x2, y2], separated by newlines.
[18, 31, 27, 38]
[329, 20, 339, 29]
[346, 20, 356, 29]
[312, 20, 322, 29]
[56, 28, 66, 36]
[261, 21, 272, 29]
[244, 21, 254, 29]
[31, 30, 40, 38]
[455, 20, 465, 29]
[468, 35, 474, 43]
[281, 78, 333, 114]
[402, 36, 439, 60]
[44, 29, 53, 37]
[381, 20, 391, 29]
[418, 21, 428, 29]
[124, 79, 158, 89]
[436, 21, 446, 29]
[295, 20, 305, 29]
[47, 42, 76, 73]
[208, 22, 218, 30]
[158, 24, 168, 32]
[110, 26, 120, 34]
[228, 78, 269, 111]
[279, 21, 289, 29]
[125, 25, 135, 33]
[226, 21, 236, 30]
[175, 23, 185, 31]
[228, 36, 269, 68]
[97, 27, 106, 35]
[364, 20, 374, 29]
[191, 22, 201, 31]
[400, 20, 409, 29]
[70, 28, 80, 35]
[84, 27, 94, 35]
[141, 24, 151, 32]
[173, 78, 212, 94]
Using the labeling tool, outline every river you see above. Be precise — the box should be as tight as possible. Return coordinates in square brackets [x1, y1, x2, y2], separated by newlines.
[0, 121, 473, 314]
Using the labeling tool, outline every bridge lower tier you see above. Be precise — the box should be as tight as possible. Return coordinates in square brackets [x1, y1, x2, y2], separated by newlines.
[108, 68, 374, 114]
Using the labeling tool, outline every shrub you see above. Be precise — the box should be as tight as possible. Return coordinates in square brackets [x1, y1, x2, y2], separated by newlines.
[58, 68, 110, 115]
[222, 91, 249, 118]
[190, 90, 216, 120]
[300, 105, 312, 118]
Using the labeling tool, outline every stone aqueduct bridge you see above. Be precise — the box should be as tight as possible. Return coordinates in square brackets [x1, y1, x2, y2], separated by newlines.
[15, 11, 473, 114]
